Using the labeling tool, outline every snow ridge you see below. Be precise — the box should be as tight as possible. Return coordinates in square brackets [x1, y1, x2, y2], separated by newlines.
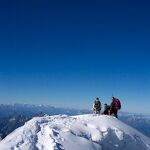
[0, 114, 150, 150]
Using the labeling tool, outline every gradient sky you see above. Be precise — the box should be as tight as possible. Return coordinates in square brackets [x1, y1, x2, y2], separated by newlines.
[0, 0, 150, 113]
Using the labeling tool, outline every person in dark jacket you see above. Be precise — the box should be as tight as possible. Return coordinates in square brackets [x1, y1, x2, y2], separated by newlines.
[103, 103, 111, 115]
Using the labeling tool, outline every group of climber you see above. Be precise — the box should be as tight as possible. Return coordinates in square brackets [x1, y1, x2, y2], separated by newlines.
[93, 96, 121, 118]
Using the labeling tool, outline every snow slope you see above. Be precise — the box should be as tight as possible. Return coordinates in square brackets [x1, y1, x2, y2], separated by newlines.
[0, 114, 150, 150]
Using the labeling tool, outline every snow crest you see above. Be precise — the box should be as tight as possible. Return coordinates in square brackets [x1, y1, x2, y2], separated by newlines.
[0, 114, 150, 150]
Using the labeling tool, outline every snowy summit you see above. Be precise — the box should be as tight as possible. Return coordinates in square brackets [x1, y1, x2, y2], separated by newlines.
[0, 114, 150, 150]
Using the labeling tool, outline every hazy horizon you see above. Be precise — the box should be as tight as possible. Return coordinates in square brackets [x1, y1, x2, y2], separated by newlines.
[0, 102, 150, 115]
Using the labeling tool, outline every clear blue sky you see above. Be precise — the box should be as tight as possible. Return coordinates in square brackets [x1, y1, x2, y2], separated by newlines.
[0, 0, 150, 113]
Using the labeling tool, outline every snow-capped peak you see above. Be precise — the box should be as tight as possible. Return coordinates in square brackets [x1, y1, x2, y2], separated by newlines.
[0, 114, 150, 150]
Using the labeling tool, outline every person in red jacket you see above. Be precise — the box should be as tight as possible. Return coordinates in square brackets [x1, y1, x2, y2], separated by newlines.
[110, 97, 121, 118]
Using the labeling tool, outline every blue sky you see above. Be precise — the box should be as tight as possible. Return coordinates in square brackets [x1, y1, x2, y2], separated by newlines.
[0, 0, 150, 113]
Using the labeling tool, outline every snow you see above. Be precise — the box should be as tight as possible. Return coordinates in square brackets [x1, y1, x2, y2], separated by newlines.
[0, 114, 150, 150]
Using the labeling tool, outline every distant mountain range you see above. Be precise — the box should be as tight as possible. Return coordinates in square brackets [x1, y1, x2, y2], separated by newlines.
[119, 112, 150, 138]
[0, 104, 89, 140]
[0, 104, 150, 140]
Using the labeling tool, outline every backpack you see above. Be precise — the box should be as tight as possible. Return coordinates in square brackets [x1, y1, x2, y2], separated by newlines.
[94, 100, 101, 109]
[113, 99, 121, 109]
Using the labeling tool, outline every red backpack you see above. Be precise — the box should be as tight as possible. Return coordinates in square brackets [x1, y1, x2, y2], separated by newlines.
[113, 99, 121, 109]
